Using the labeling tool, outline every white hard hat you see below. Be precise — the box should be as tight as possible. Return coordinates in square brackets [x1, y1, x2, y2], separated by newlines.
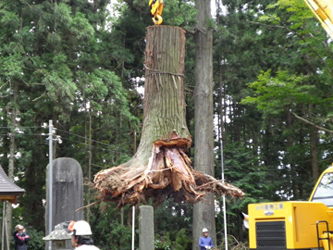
[202, 228, 209, 233]
[241, 212, 249, 229]
[72, 220, 92, 236]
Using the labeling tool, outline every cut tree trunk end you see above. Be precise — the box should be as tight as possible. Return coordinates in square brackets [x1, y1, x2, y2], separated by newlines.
[93, 26, 244, 207]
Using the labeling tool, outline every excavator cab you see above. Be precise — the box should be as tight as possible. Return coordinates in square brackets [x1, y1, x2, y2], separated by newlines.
[310, 167, 333, 207]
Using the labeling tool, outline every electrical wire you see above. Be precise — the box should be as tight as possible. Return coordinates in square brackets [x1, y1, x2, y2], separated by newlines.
[0, 126, 42, 129]
[59, 136, 131, 154]
[0, 127, 133, 155]
[57, 129, 117, 147]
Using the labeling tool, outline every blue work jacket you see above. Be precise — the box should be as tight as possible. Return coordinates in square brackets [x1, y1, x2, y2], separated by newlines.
[198, 236, 214, 250]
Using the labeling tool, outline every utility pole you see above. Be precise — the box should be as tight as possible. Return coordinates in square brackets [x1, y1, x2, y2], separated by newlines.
[46, 120, 63, 250]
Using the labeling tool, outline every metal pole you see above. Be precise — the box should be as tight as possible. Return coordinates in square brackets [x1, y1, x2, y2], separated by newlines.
[48, 120, 53, 250]
[1, 202, 5, 250]
[220, 137, 228, 250]
[131, 206, 135, 250]
[132, 131, 137, 250]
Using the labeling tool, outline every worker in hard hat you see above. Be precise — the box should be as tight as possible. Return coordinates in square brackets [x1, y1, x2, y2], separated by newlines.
[68, 220, 100, 250]
[198, 228, 214, 250]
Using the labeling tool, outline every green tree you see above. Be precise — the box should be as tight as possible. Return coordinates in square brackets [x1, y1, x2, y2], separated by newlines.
[212, 0, 333, 244]
[0, 0, 137, 239]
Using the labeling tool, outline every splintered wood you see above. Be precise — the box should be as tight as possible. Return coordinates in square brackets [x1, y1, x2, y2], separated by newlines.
[93, 138, 244, 207]
[93, 25, 244, 207]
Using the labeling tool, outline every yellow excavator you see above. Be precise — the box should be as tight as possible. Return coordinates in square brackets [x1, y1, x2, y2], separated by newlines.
[247, 165, 333, 249]
[244, 1, 333, 250]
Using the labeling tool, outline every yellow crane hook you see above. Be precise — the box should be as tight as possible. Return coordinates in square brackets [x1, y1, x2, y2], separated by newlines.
[149, 0, 164, 25]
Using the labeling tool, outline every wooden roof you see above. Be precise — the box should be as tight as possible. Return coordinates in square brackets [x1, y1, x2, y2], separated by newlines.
[0, 165, 25, 204]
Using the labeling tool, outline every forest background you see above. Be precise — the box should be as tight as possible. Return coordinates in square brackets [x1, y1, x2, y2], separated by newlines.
[1, 0, 333, 249]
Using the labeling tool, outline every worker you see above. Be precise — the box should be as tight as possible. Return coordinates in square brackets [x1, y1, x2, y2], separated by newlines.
[68, 220, 100, 250]
[13, 224, 30, 250]
[198, 228, 214, 250]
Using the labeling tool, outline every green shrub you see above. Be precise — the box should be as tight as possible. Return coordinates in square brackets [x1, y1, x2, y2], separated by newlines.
[23, 227, 45, 250]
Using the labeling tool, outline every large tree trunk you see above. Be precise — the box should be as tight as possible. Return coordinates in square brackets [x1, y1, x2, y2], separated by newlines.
[132, 25, 190, 168]
[192, 0, 216, 249]
[93, 26, 244, 207]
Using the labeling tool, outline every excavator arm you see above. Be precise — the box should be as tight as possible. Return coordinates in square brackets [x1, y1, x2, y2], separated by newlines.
[303, 0, 333, 39]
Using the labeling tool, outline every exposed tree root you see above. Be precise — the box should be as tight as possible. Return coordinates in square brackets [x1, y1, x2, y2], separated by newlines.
[93, 138, 245, 207]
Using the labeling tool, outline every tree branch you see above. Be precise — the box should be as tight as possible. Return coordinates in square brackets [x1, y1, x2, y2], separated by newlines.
[291, 111, 333, 134]
[248, 21, 285, 29]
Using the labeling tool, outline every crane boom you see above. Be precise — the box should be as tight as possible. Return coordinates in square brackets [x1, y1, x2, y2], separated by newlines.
[303, 0, 333, 39]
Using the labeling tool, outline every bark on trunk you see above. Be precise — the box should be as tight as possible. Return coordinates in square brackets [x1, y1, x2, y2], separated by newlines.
[192, 0, 216, 248]
[93, 26, 244, 207]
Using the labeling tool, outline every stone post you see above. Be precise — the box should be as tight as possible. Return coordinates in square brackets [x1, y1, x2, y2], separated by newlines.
[139, 205, 155, 250]
[46, 157, 84, 249]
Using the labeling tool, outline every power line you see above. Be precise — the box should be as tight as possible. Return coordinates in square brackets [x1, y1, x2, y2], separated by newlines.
[57, 129, 117, 147]
[60, 137, 131, 154]
[0, 126, 135, 154]
[0, 126, 125, 148]
[0, 131, 132, 155]
[0, 134, 46, 136]
[0, 126, 42, 129]
[56, 130, 133, 154]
